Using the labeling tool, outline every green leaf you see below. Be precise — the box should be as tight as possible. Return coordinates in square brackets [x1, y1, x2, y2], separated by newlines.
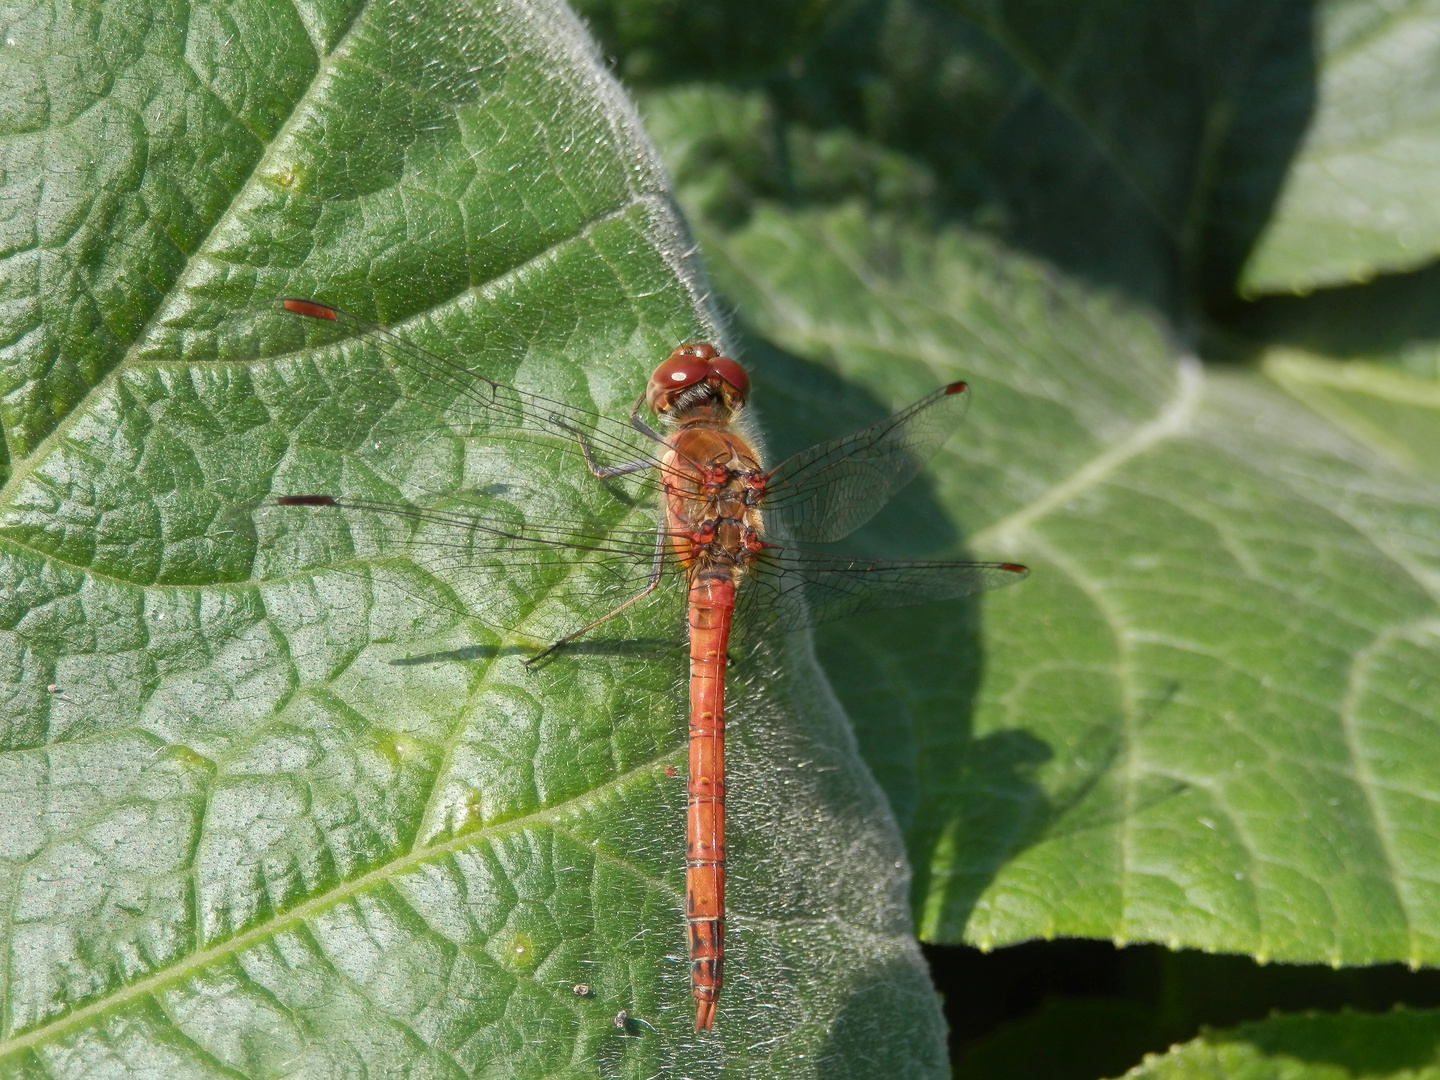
[1125, 1006, 1440, 1080]
[1237, 1, 1440, 296]
[642, 84, 1440, 967]
[1264, 353, 1440, 480]
[812, 0, 1440, 311]
[0, 0, 328, 460]
[0, 2, 948, 1075]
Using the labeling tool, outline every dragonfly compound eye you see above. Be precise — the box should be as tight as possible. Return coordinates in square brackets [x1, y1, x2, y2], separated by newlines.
[708, 356, 749, 400]
[649, 347, 715, 411]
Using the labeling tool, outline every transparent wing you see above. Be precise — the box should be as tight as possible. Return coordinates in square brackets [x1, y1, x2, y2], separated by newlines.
[736, 543, 1027, 635]
[251, 495, 685, 645]
[270, 300, 671, 487]
[250, 496, 1025, 650]
[763, 381, 972, 543]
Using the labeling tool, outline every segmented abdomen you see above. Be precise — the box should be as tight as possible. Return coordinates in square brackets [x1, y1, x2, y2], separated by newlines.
[686, 574, 733, 1031]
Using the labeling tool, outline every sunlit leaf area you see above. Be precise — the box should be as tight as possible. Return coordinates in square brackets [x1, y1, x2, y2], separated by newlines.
[3, 0, 1440, 1077]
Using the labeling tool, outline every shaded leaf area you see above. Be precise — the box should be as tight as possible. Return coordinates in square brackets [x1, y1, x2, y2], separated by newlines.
[569, 0, 846, 84]
[1228, 262, 1440, 379]
[1127, 1003, 1440, 1080]
[636, 77, 1440, 967]
[586, 0, 1440, 372]
[928, 939, 1440, 1080]
[0, 0, 950, 1076]
[590, 0, 1314, 316]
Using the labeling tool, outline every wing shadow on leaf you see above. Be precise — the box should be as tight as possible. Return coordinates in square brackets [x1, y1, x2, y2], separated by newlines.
[826, 593, 1190, 933]
[389, 640, 684, 666]
[817, 608, 1051, 930]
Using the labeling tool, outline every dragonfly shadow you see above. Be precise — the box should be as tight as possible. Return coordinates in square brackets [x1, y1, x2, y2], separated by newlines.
[739, 327, 1042, 924]
[816, 605, 1049, 933]
[388, 638, 683, 667]
[740, 328, 1193, 933]
[825, 601, 1192, 935]
[935, 685, 1190, 932]
[389, 644, 530, 665]
[524, 637, 685, 671]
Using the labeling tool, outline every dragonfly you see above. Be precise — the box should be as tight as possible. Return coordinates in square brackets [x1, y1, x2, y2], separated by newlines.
[269, 298, 1028, 1031]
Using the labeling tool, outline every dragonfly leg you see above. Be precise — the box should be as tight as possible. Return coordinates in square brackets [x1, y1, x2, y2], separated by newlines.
[523, 523, 668, 666]
[629, 400, 665, 444]
[571, 428, 653, 480]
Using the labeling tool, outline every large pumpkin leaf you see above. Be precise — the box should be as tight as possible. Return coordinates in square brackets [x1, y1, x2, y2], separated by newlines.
[0, 1, 948, 1076]
[642, 84, 1440, 968]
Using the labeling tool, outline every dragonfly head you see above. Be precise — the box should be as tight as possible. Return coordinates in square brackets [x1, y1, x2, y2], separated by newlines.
[647, 343, 749, 422]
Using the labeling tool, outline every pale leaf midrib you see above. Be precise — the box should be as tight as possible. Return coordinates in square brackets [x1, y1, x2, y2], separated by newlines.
[1338, 625, 1422, 963]
[973, 354, 1206, 554]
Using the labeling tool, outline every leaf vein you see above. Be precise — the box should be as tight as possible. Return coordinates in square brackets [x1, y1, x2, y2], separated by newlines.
[0, 751, 678, 1057]
[975, 354, 1204, 553]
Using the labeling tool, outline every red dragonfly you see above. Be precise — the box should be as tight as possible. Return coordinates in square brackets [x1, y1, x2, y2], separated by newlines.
[269, 298, 1027, 1031]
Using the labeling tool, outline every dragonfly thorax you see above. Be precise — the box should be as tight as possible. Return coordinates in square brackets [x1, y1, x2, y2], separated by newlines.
[661, 424, 766, 578]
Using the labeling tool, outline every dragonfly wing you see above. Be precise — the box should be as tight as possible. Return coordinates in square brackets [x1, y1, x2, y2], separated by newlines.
[736, 545, 1028, 635]
[253, 496, 680, 643]
[763, 382, 971, 543]
[274, 300, 664, 483]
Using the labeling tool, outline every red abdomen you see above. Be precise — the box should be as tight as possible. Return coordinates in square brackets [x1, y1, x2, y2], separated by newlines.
[686, 574, 733, 1030]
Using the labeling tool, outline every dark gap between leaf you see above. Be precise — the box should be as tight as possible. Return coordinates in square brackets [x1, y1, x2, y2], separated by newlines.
[926, 938, 1440, 1080]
